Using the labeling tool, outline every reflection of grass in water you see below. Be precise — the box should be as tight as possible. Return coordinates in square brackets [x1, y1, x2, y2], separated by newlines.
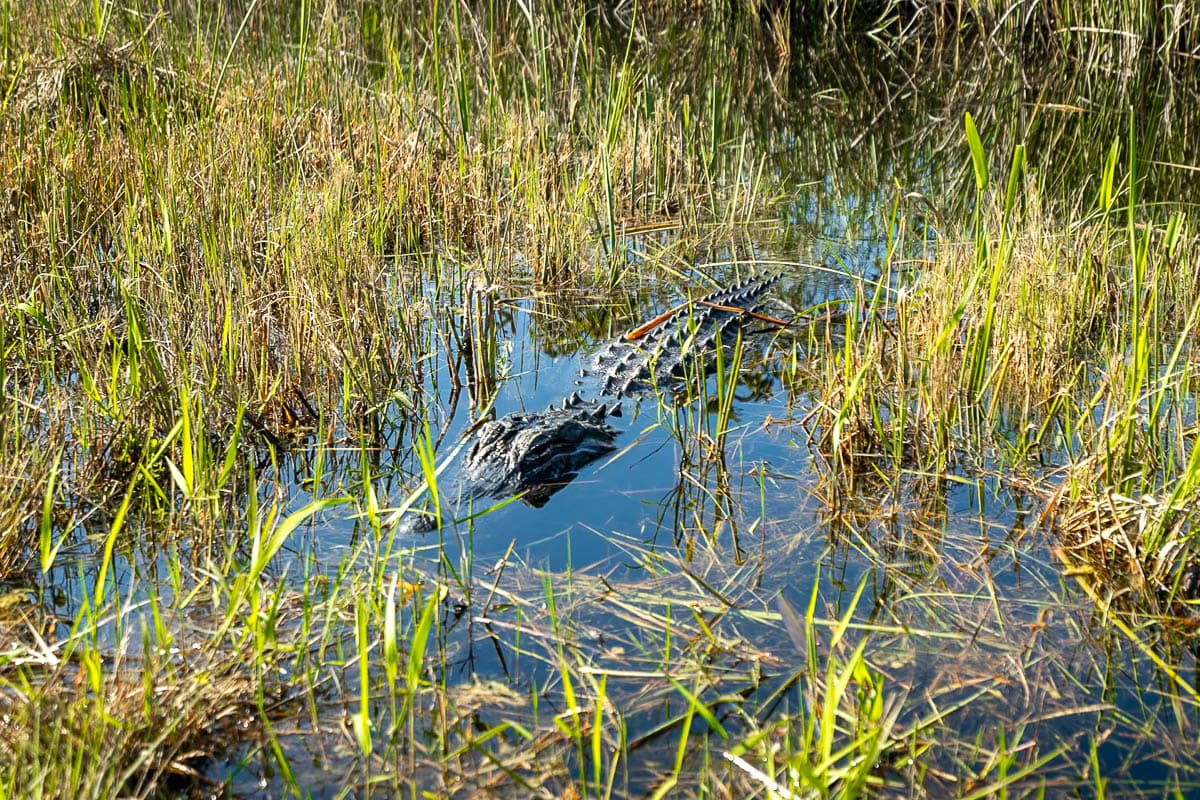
[254, 514, 1194, 797]
[778, 109, 1200, 793]
[4, 441, 1200, 797]
[754, 489, 1200, 796]
[797, 114, 1200, 604]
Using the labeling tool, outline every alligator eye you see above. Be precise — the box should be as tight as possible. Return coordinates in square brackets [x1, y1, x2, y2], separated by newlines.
[520, 436, 550, 460]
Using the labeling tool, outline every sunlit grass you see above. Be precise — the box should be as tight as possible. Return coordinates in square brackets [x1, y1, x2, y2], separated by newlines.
[3, 1, 1200, 797]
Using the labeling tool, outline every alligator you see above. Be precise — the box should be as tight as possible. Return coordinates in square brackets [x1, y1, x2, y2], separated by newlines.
[398, 274, 784, 533]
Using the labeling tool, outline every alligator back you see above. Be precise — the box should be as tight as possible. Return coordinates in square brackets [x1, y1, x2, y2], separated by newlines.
[591, 273, 781, 398]
[461, 392, 621, 506]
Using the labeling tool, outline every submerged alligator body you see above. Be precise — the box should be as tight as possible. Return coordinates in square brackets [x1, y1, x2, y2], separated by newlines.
[400, 274, 781, 533]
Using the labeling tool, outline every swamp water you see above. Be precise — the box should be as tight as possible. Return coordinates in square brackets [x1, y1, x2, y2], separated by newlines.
[9, 9, 1200, 799]
[49, 256, 1200, 796]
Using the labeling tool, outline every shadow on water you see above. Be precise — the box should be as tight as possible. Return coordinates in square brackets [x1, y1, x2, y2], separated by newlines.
[11, 4, 1200, 797]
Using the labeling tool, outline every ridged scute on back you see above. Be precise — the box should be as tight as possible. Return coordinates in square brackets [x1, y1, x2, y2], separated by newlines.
[593, 273, 781, 398]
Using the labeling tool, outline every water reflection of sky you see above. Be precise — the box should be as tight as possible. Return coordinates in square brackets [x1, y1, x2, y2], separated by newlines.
[34, 208, 1197, 792]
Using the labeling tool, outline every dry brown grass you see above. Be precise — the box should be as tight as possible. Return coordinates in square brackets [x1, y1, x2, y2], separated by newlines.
[0, 633, 274, 799]
[1037, 462, 1200, 606]
[907, 201, 1125, 409]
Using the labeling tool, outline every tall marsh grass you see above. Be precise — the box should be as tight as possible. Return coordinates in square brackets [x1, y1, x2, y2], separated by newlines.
[795, 111, 1200, 615]
[3, 1, 1200, 797]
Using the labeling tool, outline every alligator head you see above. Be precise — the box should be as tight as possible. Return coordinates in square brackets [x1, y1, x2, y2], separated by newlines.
[461, 392, 621, 507]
